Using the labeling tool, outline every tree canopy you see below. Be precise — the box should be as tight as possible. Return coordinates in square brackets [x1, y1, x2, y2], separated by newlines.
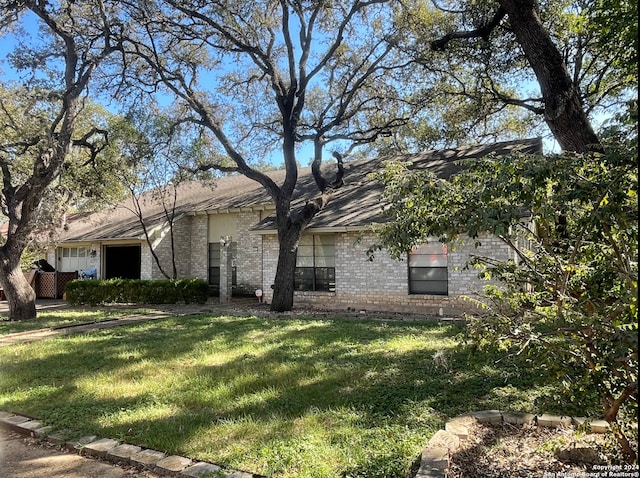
[0, 0, 123, 319]
[373, 0, 639, 460]
[393, 0, 637, 153]
[108, 0, 427, 310]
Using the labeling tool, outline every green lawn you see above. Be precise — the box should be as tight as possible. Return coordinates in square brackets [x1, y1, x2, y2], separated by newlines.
[0, 313, 587, 477]
[0, 308, 155, 335]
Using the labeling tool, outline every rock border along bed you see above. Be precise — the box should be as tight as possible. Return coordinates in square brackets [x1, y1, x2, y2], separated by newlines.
[0, 410, 260, 478]
[414, 410, 612, 478]
[2, 408, 615, 478]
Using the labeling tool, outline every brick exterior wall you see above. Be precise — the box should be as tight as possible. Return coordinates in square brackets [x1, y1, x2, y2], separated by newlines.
[54, 212, 511, 315]
[261, 231, 511, 315]
[235, 212, 264, 295]
[149, 220, 186, 279]
[142, 211, 265, 292]
[189, 215, 208, 281]
[146, 215, 209, 280]
[141, 242, 153, 280]
[261, 234, 279, 303]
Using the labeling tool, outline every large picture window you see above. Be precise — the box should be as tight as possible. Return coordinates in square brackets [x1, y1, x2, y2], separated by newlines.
[295, 235, 335, 292]
[408, 242, 448, 295]
[208, 242, 237, 287]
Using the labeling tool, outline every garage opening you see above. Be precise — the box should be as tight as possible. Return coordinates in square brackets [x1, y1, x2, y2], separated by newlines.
[104, 245, 141, 279]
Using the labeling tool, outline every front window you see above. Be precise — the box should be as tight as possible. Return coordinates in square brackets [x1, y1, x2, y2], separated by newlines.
[408, 242, 448, 295]
[295, 235, 335, 292]
[208, 242, 237, 286]
[57, 246, 90, 273]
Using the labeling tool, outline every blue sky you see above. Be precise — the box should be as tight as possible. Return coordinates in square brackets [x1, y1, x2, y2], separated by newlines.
[1, 8, 564, 163]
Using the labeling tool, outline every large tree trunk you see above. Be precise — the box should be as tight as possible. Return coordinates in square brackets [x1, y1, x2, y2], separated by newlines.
[270, 226, 301, 312]
[268, 150, 344, 312]
[499, 0, 602, 153]
[0, 250, 37, 321]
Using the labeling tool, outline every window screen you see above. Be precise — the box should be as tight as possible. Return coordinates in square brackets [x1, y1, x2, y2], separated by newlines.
[408, 242, 448, 295]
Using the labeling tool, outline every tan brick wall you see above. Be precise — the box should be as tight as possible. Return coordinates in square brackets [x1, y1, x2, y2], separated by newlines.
[189, 215, 208, 281]
[141, 242, 153, 280]
[150, 216, 192, 279]
[235, 212, 264, 295]
[147, 215, 212, 281]
[53, 214, 510, 313]
[261, 234, 279, 303]
[262, 230, 510, 315]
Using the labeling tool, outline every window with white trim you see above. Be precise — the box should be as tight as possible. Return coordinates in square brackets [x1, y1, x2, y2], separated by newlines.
[408, 242, 448, 295]
[57, 246, 91, 273]
[208, 242, 237, 287]
[295, 235, 335, 292]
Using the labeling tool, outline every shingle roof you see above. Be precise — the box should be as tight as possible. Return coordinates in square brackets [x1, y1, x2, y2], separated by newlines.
[252, 137, 543, 232]
[58, 138, 542, 242]
[58, 176, 275, 242]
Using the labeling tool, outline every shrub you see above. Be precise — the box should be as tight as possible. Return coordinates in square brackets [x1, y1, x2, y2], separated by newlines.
[65, 278, 209, 305]
[375, 146, 638, 462]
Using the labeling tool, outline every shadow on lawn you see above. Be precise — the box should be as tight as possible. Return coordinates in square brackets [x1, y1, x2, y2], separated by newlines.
[0, 313, 562, 477]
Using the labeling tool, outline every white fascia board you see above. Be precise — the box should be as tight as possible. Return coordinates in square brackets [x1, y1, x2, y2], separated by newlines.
[251, 225, 369, 235]
[186, 203, 274, 216]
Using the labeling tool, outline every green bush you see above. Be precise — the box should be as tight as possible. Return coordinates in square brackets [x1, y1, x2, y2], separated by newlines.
[65, 278, 209, 306]
[376, 145, 638, 462]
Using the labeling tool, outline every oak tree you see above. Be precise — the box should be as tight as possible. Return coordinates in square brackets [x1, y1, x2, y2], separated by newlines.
[0, 1, 122, 320]
[115, 0, 422, 311]
[399, 0, 636, 153]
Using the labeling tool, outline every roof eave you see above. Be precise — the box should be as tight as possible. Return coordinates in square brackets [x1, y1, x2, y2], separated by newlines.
[187, 203, 274, 216]
[251, 225, 372, 235]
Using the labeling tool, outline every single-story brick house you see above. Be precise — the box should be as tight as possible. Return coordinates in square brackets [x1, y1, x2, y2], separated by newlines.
[45, 138, 542, 314]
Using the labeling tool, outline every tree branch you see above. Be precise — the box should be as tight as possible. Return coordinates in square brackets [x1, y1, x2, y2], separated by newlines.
[431, 6, 507, 51]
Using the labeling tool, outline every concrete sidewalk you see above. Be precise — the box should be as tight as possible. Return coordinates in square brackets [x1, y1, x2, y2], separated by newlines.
[0, 297, 264, 317]
[0, 298, 71, 314]
[0, 298, 264, 347]
[1, 427, 159, 478]
[0, 308, 175, 346]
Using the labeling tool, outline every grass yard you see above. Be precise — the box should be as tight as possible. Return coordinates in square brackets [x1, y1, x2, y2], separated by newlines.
[0, 312, 586, 477]
[0, 308, 155, 335]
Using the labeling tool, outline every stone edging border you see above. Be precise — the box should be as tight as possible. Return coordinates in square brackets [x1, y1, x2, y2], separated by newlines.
[0, 407, 621, 478]
[0, 410, 261, 478]
[414, 410, 613, 478]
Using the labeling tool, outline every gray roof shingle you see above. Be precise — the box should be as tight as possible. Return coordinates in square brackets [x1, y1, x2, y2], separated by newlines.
[252, 137, 543, 232]
[58, 138, 542, 241]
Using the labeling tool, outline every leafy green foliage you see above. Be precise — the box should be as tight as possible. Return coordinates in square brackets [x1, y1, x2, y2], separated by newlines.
[375, 142, 638, 460]
[390, 0, 636, 151]
[587, 0, 638, 85]
[0, 85, 131, 269]
[64, 278, 209, 305]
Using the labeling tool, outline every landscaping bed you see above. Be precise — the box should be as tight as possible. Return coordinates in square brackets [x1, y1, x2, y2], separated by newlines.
[448, 420, 624, 478]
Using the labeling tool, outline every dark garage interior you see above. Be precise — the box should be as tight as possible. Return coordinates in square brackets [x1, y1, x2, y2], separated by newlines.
[104, 245, 141, 279]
